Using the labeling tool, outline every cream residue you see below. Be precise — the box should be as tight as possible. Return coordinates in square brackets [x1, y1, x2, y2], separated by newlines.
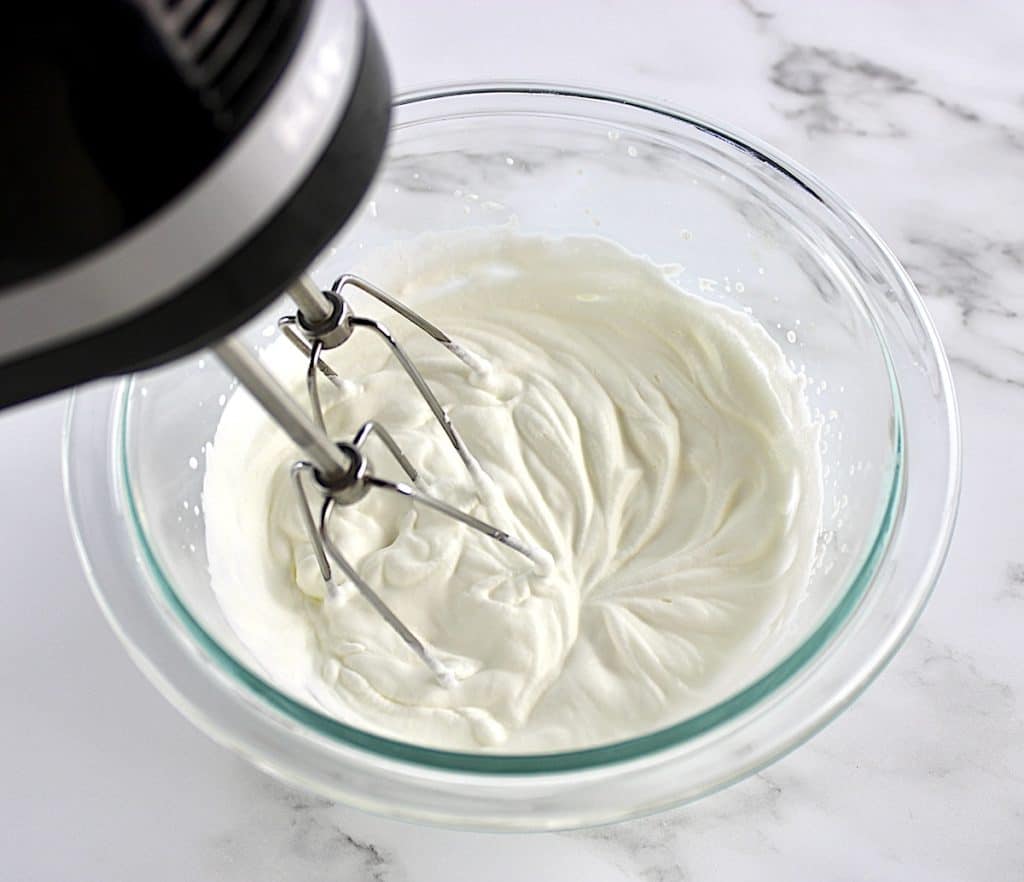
[204, 232, 822, 752]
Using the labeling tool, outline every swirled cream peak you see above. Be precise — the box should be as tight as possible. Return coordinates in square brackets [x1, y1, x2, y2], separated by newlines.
[204, 232, 822, 752]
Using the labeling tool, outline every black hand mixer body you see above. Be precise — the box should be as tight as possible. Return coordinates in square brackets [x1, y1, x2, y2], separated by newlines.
[0, 0, 391, 408]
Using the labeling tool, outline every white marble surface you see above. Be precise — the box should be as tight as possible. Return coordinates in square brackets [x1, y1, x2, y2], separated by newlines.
[2, 1, 1022, 879]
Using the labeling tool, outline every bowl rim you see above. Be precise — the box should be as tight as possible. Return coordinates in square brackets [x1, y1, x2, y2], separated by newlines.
[68, 82, 960, 785]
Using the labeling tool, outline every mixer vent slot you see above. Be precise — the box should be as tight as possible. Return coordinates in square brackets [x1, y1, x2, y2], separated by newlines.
[140, 0, 310, 129]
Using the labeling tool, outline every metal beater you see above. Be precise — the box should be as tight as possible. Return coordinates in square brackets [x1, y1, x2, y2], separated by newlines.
[213, 275, 540, 687]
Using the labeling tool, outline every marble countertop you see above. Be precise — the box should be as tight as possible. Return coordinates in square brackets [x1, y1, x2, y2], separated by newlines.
[2, 1, 1021, 879]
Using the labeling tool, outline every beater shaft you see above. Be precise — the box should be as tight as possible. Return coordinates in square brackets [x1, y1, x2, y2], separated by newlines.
[213, 338, 350, 486]
[287, 274, 335, 325]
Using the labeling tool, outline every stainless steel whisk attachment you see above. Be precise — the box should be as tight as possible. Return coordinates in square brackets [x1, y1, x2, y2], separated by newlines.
[214, 274, 539, 687]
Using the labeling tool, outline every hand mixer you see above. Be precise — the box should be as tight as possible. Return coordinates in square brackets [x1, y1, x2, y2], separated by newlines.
[0, 0, 537, 684]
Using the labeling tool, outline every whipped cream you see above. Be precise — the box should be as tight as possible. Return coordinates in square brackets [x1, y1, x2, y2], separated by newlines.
[204, 232, 822, 752]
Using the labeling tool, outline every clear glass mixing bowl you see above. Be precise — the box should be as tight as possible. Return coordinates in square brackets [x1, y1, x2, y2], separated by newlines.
[64, 85, 960, 831]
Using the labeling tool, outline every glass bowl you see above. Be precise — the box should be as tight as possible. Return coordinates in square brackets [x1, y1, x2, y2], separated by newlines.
[64, 84, 960, 831]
